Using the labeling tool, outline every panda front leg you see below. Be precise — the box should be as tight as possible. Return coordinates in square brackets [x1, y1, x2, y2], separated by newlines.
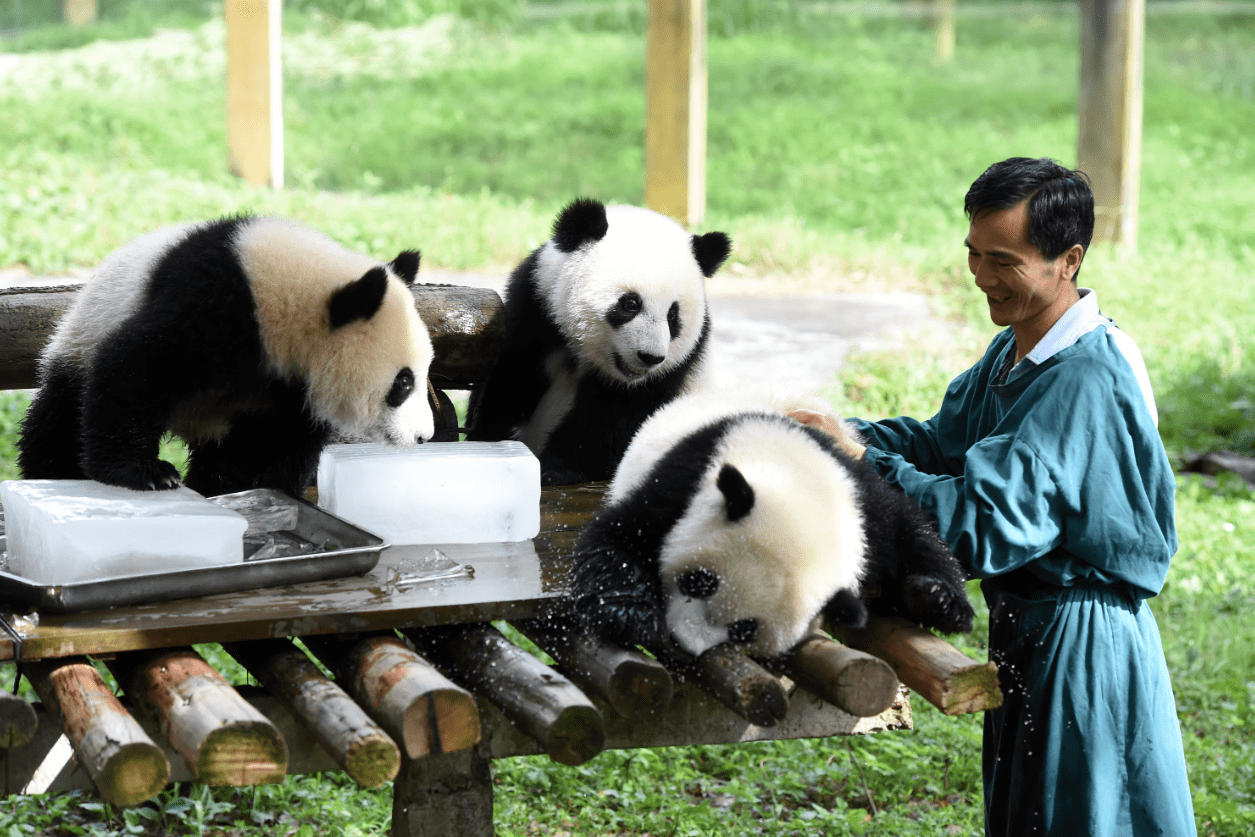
[893, 525, 975, 635]
[17, 359, 90, 480]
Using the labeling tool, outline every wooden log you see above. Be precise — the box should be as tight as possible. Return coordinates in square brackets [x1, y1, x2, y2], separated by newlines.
[107, 647, 288, 785]
[404, 624, 604, 766]
[300, 634, 480, 761]
[776, 634, 899, 718]
[23, 657, 169, 807]
[832, 615, 1001, 716]
[0, 689, 38, 750]
[653, 641, 789, 728]
[0, 284, 503, 392]
[512, 617, 673, 721]
[222, 639, 399, 788]
[392, 742, 494, 837]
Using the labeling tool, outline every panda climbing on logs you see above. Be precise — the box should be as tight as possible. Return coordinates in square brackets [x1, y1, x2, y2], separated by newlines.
[18, 216, 436, 498]
[467, 198, 731, 486]
[569, 390, 975, 659]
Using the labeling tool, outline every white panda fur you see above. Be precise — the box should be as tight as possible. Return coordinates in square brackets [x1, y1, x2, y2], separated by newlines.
[468, 198, 731, 486]
[19, 215, 434, 497]
[569, 389, 974, 659]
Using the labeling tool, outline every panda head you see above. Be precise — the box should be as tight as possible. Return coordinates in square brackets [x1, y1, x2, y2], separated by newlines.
[235, 218, 435, 446]
[656, 415, 867, 658]
[534, 199, 730, 386]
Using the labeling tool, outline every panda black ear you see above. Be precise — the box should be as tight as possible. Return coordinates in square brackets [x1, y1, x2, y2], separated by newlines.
[552, 198, 609, 252]
[691, 231, 732, 278]
[390, 250, 421, 285]
[716, 463, 754, 522]
[329, 267, 389, 329]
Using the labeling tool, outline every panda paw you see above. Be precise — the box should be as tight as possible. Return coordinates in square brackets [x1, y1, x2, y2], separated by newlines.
[93, 459, 183, 492]
[578, 592, 663, 649]
[900, 574, 975, 635]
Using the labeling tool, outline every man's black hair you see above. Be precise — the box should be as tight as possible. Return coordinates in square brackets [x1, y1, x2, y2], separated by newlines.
[964, 157, 1095, 281]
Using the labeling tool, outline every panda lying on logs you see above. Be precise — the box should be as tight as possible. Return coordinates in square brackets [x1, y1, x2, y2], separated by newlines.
[569, 391, 975, 659]
[468, 198, 731, 486]
[18, 216, 435, 498]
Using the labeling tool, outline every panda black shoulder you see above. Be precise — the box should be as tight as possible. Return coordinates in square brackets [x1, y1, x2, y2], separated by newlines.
[502, 248, 564, 350]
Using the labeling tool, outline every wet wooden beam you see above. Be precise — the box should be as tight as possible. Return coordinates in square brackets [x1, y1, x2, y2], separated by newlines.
[222, 639, 399, 788]
[777, 634, 900, 718]
[512, 617, 673, 720]
[23, 658, 169, 807]
[404, 623, 604, 766]
[0, 284, 503, 392]
[107, 647, 287, 785]
[832, 615, 1001, 716]
[0, 689, 38, 750]
[301, 634, 480, 760]
[653, 641, 789, 728]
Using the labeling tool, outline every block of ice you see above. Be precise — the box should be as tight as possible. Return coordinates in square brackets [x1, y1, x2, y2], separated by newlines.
[317, 441, 541, 545]
[0, 480, 248, 585]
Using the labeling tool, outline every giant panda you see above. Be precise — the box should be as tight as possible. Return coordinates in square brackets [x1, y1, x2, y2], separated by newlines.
[17, 216, 435, 498]
[467, 198, 731, 486]
[569, 390, 974, 659]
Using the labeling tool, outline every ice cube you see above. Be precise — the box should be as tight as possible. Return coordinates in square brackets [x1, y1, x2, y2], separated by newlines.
[316, 441, 541, 545]
[0, 480, 248, 585]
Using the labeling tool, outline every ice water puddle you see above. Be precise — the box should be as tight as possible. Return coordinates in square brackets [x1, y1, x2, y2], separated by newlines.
[385, 548, 475, 588]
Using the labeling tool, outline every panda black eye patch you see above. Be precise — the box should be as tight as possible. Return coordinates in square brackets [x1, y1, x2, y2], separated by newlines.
[667, 301, 681, 340]
[606, 292, 643, 327]
[386, 367, 416, 408]
[676, 567, 720, 599]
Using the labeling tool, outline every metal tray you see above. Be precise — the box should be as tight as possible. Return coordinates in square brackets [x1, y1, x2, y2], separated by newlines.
[0, 489, 387, 614]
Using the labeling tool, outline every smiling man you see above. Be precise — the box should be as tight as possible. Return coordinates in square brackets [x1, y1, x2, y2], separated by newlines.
[798, 158, 1197, 835]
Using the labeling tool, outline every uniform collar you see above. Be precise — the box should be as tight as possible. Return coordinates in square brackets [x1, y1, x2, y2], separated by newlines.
[1005, 288, 1106, 382]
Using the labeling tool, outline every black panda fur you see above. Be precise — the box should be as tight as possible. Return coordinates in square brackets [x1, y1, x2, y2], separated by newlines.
[569, 392, 974, 658]
[467, 198, 731, 486]
[17, 216, 435, 498]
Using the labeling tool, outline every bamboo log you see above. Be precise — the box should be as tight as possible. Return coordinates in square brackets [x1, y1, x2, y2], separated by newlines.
[23, 657, 169, 806]
[777, 634, 899, 718]
[222, 639, 399, 788]
[301, 634, 481, 761]
[653, 641, 789, 728]
[832, 615, 1001, 715]
[107, 647, 288, 785]
[512, 617, 673, 720]
[0, 689, 38, 750]
[404, 624, 604, 766]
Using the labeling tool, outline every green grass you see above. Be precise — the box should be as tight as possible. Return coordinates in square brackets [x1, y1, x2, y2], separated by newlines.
[1, 3, 1254, 835]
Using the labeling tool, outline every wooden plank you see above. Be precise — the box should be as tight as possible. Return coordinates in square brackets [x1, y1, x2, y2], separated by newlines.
[300, 634, 480, 760]
[107, 648, 287, 785]
[0, 280, 503, 392]
[1078, 0, 1144, 248]
[512, 617, 673, 720]
[225, 0, 283, 188]
[833, 615, 1002, 716]
[645, 0, 707, 227]
[222, 639, 400, 788]
[23, 658, 169, 807]
[0, 690, 38, 750]
[777, 634, 900, 718]
[404, 624, 604, 766]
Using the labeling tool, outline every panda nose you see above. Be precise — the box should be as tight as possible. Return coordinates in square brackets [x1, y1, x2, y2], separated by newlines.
[637, 350, 665, 367]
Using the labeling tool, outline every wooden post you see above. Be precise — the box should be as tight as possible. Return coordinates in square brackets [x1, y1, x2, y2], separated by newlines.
[833, 616, 1001, 716]
[935, 0, 956, 63]
[225, 0, 283, 189]
[1078, 0, 1144, 249]
[404, 624, 604, 766]
[108, 648, 288, 785]
[392, 741, 495, 837]
[0, 690, 38, 750]
[24, 658, 169, 807]
[223, 639, 401, 788]
[61, 0, 96, 27]
[645, 0, 707, 227]
[512, 618, 673, 720]
[779, 634, 900, 718]
[653, 641, 789, 728]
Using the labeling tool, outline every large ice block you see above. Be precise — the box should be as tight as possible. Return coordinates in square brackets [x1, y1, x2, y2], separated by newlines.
[0, 480, 248, 585]
[317, 441, 541, 545]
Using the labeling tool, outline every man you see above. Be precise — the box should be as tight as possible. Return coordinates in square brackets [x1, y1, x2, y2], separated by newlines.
[798, 158, 1196, 835]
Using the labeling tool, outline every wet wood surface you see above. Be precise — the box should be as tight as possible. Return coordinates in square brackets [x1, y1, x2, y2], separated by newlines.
[653, 641, 790, 728]
[2, 486, 602, 662]
[778, 633, 900, 718]
[0, 689, 38, 749]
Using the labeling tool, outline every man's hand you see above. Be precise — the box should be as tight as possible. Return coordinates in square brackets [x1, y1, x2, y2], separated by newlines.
[788, 409, 867, 460]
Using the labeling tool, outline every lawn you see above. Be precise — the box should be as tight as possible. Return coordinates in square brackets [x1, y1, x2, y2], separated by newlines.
[1, 1, 1253, 835]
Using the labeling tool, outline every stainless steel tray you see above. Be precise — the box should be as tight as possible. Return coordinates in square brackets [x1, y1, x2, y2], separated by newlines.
[0, 489, 387, 614]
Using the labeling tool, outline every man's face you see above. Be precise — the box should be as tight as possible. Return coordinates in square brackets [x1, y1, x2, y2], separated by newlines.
[965, 201, 1082, 334]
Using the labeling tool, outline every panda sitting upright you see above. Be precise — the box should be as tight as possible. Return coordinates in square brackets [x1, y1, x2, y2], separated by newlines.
[18, 216, 435, 498]
[468, 198, 731, 486]
[569, 390, 975, 659]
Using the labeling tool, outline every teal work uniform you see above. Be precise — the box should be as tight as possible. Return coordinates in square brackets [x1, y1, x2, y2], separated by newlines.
[852, 290, 1196, 836]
